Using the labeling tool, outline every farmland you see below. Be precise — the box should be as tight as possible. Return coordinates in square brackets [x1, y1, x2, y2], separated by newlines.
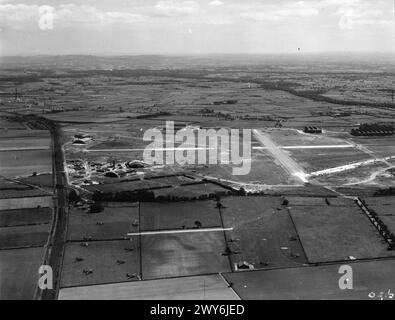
[0, 117, 54, 299]
[223, 259, 395, 300]
[221, 196, 307, 270]
[140, 200, 221, 231]
[141, 232, 231, 280]
[1, 54, 395, 300]
[59, 274, 239, 300]
[289, 205, 394, 263]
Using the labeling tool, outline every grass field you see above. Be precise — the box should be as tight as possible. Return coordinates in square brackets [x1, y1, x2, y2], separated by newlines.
[59, 274, 239, 300]
[220, 196, 307, 270]
[195, 149, 296, 185]
[285, 196, 356, 207]
[0, 224, 49, 249]
[0, 137, 50, 150]
[0, 188, 50, 199]
[312, 162, 390, 186]
[18, 174, 53, 188]
[289, 205, 395, 263]
[0, 196, 53, 210]
[85, 179, 172, 193]
[60, 240, 140, 288]
[152, 182, 230, 199]
[0, 207, 52, 227]
[0, 247, 44, 300]
[44, 111, 129, 123]
[269, 129, 348, 147]
[362, 196, 395, 234]
[0, 149, 52, 178]
[140, 200, 221, 231]
[67, 203, 139, 241]
[288, 148, 371, 173]
[141, 232, 231, 280]
[223, 259, 395, 300]
[363, 196, 395, 215]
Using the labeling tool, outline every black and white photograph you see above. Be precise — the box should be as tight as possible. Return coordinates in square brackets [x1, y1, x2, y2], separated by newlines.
[0, 0, 394, 304]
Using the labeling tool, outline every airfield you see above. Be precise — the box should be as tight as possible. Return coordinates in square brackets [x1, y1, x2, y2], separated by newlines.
[0, 55, 394, 300]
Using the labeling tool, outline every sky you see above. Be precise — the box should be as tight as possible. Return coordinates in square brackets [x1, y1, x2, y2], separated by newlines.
[0, 0, 394, 55]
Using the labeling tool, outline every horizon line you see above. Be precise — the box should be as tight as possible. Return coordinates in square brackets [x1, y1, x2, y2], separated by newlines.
[1, 51, 395, 59]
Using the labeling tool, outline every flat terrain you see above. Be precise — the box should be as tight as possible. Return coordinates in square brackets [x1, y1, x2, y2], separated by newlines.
[0, 224, 49, 249]
[67, 203, 139, 241]
[289, 148, 371, 173]
[362, 196, 395, 235]
[0, 149, 52, 178]
[2, 56, 395, 300]
[290, 205, 394, 263]
[285, 196, 356, 207]
[152, 182, 230, 199]
[0, 196, 53, 210]
[0, 137, 51, 150]
[0, 247, 44, 300]
[221, 196, 307, 270]
[224, 260, 395, 300]
[253, 130, 307, 182]
[140, 200, 221, 231]
[141, 232, 231, 279]
[0, 207, 52, 227]
[0, 187, 50, 199]
[17, 174, 53, 188]
[60, 240, 140, 288]
[59, 274, 239, 300]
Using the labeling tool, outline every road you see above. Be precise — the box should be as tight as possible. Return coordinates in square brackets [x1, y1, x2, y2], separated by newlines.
[253, 129, 308, 183]
[30, 117, 68, 300]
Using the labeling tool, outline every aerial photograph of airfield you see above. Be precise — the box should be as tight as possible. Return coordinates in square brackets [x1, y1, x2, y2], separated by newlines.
[1, 54, 395, 300]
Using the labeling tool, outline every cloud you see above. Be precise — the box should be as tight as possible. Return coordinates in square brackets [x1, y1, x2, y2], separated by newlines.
[333, 0, 386, 30]
[153, 0, 199, 17]
[0, 0, 390, 32]
[208, 0, 224, 6]
[0, 3, 39, 28]
[241, 1, 319, 22]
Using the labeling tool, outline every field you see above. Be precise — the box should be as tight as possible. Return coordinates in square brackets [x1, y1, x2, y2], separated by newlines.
[196, 150, 297, 186]
[0, 247, 44, 300]
[362, 196, 395, 235]
[363, 196, 395, 216]
[0, 149, 52, 178]
[269, 128, 348, 147]
[44, 111, 141, 123]
[140, 200, 221, 231]
[289, 205, 394, 263]
[60, 240, 140, 288]
[312, 162, 390, 186]
[0, 119, 26, 129]
[141, 232, 231, 280]
[0, 207, 52, 227]
[67, 203, 139, 241]
[0, 224, 49, 249]
[59, 274, 239, 300]
[220, 196, 307, 270]
[223, 259, 395, 300]
[285, 196, 355, 207]
[152, 182, 231, 198]
[0, 196, 53, 210]
[17, 174, 53, 188]
[0, 137, 50, 150]
[288, 148, 371, 173]
[2, 55, 395, 300]
[84, 176, 191, 193]
[350, 136, 395, 158]
[0, 187, 50, 199]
